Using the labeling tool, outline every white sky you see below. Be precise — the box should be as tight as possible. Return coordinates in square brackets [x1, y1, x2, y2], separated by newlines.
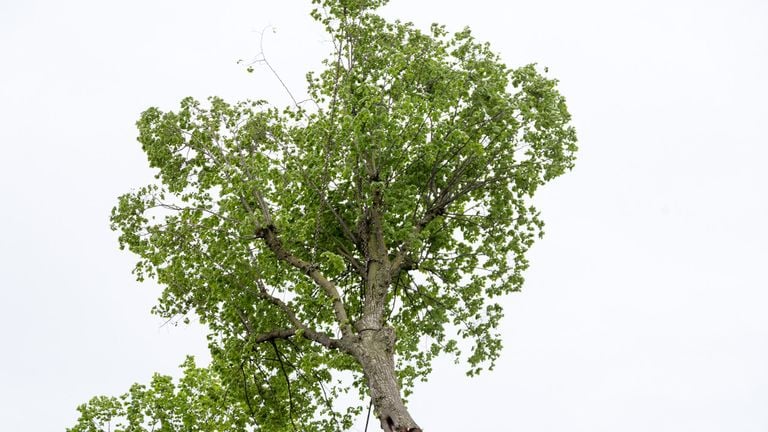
[1, 0, 767, 430]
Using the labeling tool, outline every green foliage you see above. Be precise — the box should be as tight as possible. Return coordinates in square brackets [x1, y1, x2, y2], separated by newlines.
[69, 357, 246, 432]
[74, 0, 576, 429]
[68, 357, 355, 432]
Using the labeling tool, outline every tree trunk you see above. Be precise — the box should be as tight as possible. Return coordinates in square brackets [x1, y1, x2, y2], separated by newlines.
[354, 326, 422, 432]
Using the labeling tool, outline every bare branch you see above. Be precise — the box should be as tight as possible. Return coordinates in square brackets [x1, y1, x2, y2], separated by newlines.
[255, 224, 354, 337]
[249, 277, 350, 351]
[270, 341, 299, 432]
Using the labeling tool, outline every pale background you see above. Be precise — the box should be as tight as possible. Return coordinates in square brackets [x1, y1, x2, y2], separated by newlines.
[1, 0, 766, 430]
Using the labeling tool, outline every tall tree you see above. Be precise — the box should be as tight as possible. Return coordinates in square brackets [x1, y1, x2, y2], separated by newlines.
[71, 0, 576, 430]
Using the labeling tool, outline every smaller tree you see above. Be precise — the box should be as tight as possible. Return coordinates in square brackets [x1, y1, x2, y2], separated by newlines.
[71, 0, 576, 430]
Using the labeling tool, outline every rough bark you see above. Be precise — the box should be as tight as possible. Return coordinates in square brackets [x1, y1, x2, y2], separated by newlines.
[358, 182, 390, 331]
[353, 327, 422, 432]
[353, 170, 420, 430]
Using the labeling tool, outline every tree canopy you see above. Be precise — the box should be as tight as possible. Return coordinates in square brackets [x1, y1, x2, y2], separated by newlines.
[70, 0, 576, 430]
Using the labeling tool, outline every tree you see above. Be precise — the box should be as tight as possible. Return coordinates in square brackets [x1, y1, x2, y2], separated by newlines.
[70, 0, 576, 430]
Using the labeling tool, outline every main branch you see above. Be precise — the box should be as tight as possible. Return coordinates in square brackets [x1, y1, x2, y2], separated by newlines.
[256, 224, 355, 337]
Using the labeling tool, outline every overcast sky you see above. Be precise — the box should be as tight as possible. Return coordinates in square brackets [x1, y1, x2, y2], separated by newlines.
[1, 0, 767, 430]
